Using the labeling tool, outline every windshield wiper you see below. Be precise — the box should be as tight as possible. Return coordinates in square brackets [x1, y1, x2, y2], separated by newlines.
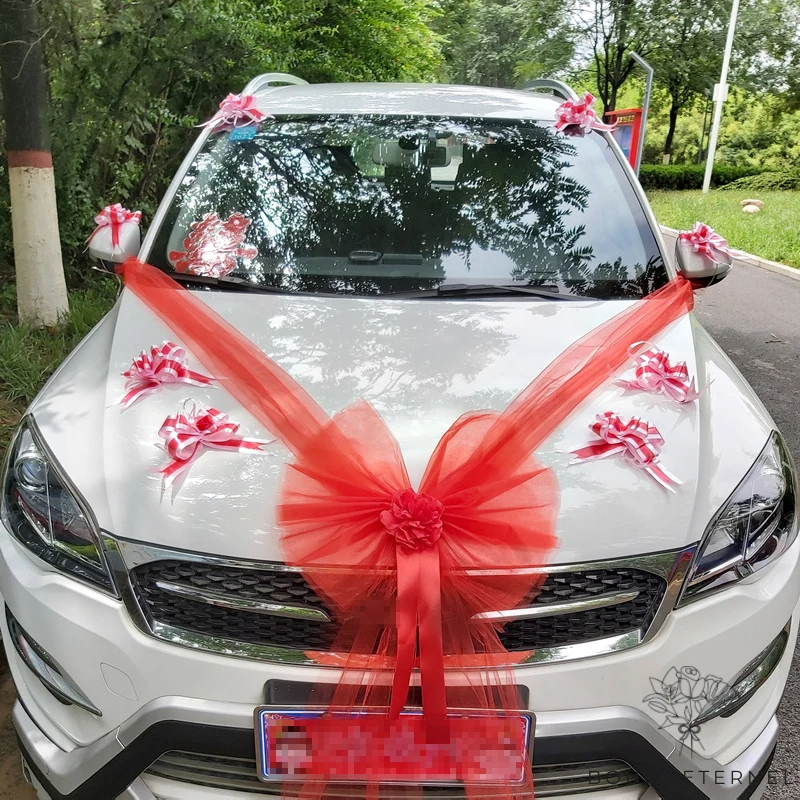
[389, 283, 584, 301]
[168, 272, 296, 295]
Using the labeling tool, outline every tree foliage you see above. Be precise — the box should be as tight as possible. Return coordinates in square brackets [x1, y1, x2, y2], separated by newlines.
[646, 0, 799, 158]
[581, 0, 658, 112]
[0, 0, 442, 285]
[433, 0, 574, 87]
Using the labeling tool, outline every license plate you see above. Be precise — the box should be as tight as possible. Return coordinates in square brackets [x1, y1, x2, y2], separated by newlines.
[254, 707, 533, 784]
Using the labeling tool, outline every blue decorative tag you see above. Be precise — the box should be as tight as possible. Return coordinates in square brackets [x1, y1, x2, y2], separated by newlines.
[230, 125, 257, 141]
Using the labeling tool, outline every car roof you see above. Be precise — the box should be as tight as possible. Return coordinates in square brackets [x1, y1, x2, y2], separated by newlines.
[252, 82, 561, 120]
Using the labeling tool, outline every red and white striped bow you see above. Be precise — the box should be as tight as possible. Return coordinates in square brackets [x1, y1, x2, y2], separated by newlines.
[119, 342, 213, 409]
[88, 204, 141, 248]
[570, 412, 681, 491]
[158, 405, 271, 489]
[201, 93, 266, 130]
[678, 222, 734, 264]
[616, 344, 700, 404]
[554, 92, 616, 134]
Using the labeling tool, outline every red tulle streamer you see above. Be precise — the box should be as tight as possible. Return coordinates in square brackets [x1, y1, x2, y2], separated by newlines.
[119, 259, 693, 798]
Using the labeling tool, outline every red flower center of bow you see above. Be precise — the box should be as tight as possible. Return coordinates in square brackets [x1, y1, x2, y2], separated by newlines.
[380, 488, 444, 550]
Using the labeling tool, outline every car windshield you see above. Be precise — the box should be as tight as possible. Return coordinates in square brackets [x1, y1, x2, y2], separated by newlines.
[149, 115, 668, 299]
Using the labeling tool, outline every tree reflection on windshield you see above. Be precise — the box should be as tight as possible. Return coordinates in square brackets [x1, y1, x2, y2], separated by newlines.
[151, 116, 667, 299]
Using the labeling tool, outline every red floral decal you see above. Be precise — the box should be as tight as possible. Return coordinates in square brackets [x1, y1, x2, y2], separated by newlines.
[169, 212, 257, 278]
[380, 488, 444, 550]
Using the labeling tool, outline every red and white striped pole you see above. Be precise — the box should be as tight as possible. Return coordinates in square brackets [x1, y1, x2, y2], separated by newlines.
[0, 0, 68, 326]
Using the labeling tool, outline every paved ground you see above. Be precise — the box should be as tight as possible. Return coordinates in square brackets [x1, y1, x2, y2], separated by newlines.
[0, 261, 798, 799]
[692, 265, 800, 799]
[0, 662, 34, 798]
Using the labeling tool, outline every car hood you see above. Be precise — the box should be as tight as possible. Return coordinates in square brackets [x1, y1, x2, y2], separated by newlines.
[31, 288, 775, 565]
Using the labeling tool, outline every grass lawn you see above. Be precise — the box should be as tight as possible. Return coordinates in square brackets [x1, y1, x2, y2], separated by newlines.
[647, 190, 800, 269]
[0, 283, 116, 453]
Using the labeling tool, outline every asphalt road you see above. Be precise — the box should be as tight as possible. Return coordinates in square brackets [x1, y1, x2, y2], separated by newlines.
[692, 264, 800, 800]
[0, 262, 798, 799]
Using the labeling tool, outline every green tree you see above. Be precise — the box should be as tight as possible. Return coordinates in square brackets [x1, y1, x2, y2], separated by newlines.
[0, 0, 443, 285]
[434, 0, 573, 87]
[583, 0, 659, 112]
[647, 0, 724, 161]
[648, 0, 799, 161]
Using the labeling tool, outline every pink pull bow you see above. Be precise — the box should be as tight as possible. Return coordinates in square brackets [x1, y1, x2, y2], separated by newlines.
[616, 344, 700, 404]
[554, 92, 616, 133]
[119, 341, 213, 409]
[88, 203, 141, 248]
[678, 222, 735, 264]
[158, 404, 271, 489]
[201, 93, 266, 130]
[570, 412, 681, 491]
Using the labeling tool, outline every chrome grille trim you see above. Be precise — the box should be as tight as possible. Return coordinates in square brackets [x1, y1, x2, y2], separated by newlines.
[154, 579, 332, 622]
[106, 535, 696, 667]
[471, 589, 640, 622]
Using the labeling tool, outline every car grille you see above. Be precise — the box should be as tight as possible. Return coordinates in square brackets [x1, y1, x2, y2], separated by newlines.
[130, 560, 666, 654]
[145, 751, 643, 797]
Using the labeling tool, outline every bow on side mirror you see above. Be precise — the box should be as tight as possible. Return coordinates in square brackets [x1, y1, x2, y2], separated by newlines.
[674, 239, 732, 288]
[87, 224, 140, 265]
[87, 204, 142, 266]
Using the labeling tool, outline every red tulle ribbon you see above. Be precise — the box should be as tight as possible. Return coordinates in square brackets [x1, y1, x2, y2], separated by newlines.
[158, 404, 270, 489]
[616, 343, 700, 404]
[118, 259, 693, 796]
[120, 341, 213, 409]
[87, 203, 141, 248]
[201, 93, 266, 130]
[570, 411, 681, 490]
[553, 92, 616, 133]
[678, 222, 734, 264]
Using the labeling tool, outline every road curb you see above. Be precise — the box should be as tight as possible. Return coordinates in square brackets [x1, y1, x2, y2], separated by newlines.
[660, 225, 800, 283]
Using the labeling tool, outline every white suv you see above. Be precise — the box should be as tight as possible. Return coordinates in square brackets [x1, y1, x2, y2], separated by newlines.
[1, 76, 797, 800]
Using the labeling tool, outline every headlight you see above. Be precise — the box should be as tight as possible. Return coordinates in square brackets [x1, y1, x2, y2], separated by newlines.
[1, 418, 115, 594]
[680, 432, 798, 604]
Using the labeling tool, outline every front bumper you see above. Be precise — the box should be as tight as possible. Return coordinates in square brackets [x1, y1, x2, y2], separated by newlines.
[13, 695, 777, 800]
[1, 524, 798, 799]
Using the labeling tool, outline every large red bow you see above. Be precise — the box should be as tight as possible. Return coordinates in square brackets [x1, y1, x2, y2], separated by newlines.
[678, 222, 734, 264]
[120, 341, 213, 409]
[119, 259, 693, 794]
[570, 411, 681, 490]
[88, 203, 141, 248]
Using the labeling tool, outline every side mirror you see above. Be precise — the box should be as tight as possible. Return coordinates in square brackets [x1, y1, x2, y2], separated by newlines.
[675, 239, 731, 287]
[87, 205, 142, 265]
[88, 222, 141, 264]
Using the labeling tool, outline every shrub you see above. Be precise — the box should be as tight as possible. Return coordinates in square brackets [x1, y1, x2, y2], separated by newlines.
[720, 170, 800, 192]
[638, 164, 763, 191]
